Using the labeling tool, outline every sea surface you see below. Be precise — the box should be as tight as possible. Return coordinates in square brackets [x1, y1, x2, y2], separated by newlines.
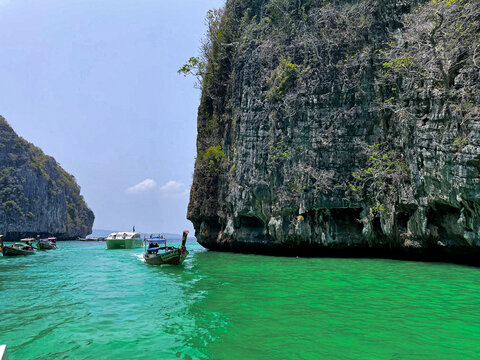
[1, 240, 479, 360]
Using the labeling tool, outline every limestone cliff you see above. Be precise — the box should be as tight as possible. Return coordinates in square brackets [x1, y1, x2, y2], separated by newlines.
[0, 116, 94, 240]
[188, 0, 480, 263]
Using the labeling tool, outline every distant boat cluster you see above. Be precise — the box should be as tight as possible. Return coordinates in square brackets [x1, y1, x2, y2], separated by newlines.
[0, 230, 190, 266]
[102, 230, 190, 265]
[78, 237, 106, 242]
[0, 235, 57, 256]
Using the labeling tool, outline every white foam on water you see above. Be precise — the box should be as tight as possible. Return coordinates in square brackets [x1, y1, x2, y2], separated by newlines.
[133, 253, 145, 263]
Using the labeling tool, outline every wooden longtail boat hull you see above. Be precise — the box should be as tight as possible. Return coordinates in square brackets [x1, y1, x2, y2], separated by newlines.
[144, 248, 188, 265]
[2, 245, 36, 256]
[38, 242, 56, 250]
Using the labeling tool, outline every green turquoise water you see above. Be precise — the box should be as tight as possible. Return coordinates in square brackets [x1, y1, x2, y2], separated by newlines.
[1, 241, 479, 360]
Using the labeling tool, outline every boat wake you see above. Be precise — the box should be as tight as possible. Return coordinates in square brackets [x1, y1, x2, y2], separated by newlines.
[133, 253, 145, 263]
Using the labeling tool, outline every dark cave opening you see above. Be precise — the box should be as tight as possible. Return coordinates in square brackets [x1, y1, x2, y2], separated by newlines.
[426, 202, 462, 241]
[238, 215, 266, 241]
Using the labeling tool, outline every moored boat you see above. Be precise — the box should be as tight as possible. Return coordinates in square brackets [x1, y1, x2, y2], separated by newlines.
[37, 236, 57, 250]
[106, 231, 142, 249]
[80, 237, 105, 241]
[0, 236, 36, 256]
[143, 231, 189, 265]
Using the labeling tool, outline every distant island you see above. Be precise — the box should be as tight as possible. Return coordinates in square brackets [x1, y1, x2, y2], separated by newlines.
[0, 116, 94, 240]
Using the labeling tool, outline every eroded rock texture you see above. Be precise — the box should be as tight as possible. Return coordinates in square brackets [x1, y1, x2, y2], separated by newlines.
[0, 117, 94, 240]
[188, 0, 480, 263]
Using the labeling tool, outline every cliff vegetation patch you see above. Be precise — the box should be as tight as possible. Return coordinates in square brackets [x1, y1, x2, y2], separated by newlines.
[0, 116, 94, 239]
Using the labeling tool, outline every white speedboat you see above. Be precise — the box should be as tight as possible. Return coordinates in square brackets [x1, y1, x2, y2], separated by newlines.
[106, 232, 142, 249]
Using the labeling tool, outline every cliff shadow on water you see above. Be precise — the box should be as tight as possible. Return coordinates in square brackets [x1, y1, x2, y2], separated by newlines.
[187, 0, 480, 265]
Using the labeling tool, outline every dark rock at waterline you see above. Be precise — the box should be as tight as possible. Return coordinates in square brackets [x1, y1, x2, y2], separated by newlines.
[188, 0, 480, 263]
[0, 116, 94, 240]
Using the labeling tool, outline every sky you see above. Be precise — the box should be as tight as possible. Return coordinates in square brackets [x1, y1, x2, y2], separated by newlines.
[0, 0, 224, 234]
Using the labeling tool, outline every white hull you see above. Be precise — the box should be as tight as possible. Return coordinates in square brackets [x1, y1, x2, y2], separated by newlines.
[106, 238, 143, 249]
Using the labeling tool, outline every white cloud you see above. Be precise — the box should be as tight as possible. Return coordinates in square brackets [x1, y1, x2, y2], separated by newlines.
[160, 180, 184, 192]
[159, 180, 189, 197]
[126, 178, 157, 194]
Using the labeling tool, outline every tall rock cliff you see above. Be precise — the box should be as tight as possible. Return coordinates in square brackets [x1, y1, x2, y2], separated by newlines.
[188, 0, 480, 262]
[0, 116, 94, 240]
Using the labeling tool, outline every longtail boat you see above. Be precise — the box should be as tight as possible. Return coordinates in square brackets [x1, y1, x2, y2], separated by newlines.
[0, 236, 36, 256]
[37, 236, 57, 250]
[143, 231, 189, 265]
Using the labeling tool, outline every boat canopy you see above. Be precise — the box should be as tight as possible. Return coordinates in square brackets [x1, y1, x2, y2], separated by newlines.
[20, 238, 34, 241]
[106, 232, 141, 239]
[147, 247, 162, 251]
[147, 239, 166, 243]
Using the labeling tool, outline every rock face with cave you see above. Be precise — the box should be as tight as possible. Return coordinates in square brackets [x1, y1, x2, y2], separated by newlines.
[0, 117, 94, 240]
[188, 0, 480, 262]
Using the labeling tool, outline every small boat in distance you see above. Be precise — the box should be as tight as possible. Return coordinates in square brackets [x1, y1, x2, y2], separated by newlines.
[80, 237, 106, 242]
[143, 230, 189, 265]
[106, 231, 142, 249]
[0, 235, 36, 256]
[37, 236, 57, 250]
